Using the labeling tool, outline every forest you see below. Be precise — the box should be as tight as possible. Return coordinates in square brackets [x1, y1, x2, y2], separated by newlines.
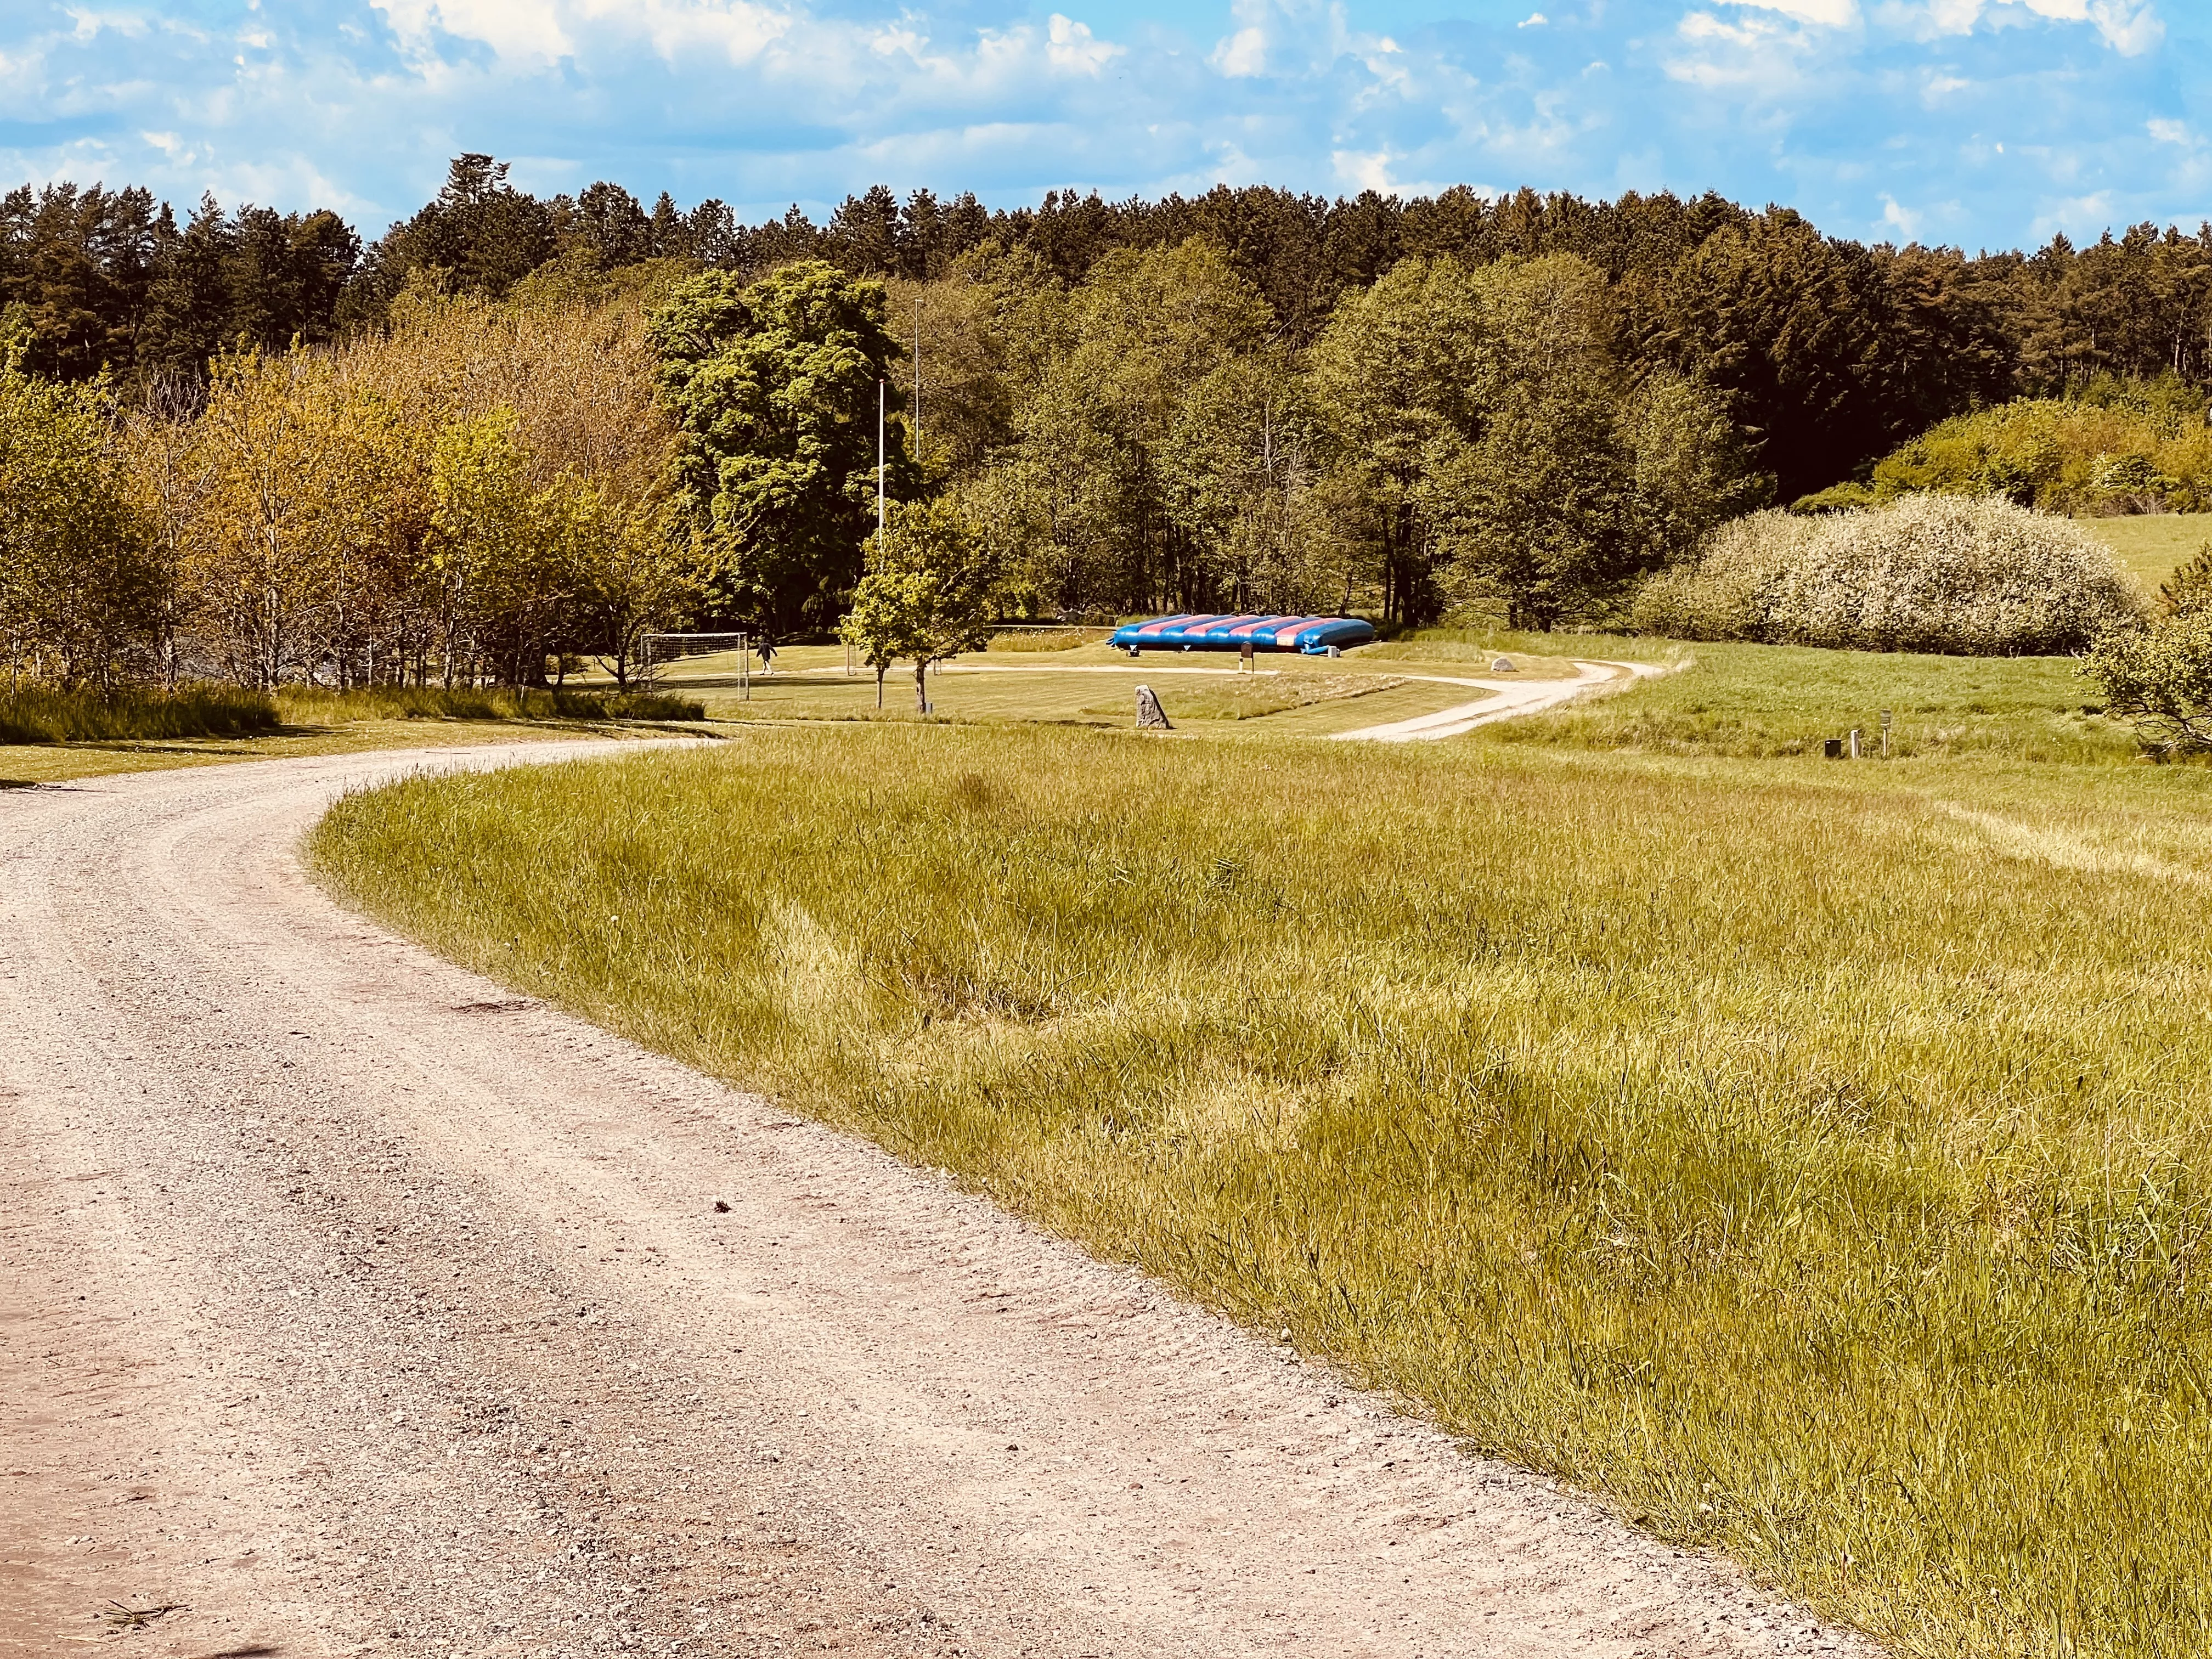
[5, 154, 2212, 690]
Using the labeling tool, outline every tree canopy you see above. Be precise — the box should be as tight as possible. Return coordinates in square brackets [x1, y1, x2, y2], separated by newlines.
[12, 159, 2212, 505]
[651, 261, 918, 637]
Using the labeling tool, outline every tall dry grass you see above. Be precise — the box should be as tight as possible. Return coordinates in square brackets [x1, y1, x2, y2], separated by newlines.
[311, 725, 2212, 1657]
[276, 685, 704, 725]
[0, 682, 279, 743]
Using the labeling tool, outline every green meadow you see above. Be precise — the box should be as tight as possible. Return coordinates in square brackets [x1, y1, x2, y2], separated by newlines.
[312, 637, 2212, 1659]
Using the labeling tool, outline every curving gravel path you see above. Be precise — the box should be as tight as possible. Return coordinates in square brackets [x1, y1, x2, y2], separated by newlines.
[1, 742, 1870, 1658]
[1331, 661, 1667, 742]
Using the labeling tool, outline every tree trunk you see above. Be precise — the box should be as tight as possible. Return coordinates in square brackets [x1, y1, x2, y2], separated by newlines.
[874, 665, 885, 709]
[914, 658, 930, 714]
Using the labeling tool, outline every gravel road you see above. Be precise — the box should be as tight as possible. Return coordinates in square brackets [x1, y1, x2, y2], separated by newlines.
[1332, 662, 1666, 742]
[1, 742, 1871, 1659]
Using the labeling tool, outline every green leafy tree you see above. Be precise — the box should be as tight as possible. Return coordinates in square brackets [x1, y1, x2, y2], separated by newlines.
[1307, 255, 1490, 622]
[838, 500, 994, 712]
[0, 357, 162, 687]
[560, 481, 708, 688]
[649, 259, 917, 636]
[2159, 541, 2212, 618]
[971, 239, 1278, 616]
[1163, 348, 1338, 612]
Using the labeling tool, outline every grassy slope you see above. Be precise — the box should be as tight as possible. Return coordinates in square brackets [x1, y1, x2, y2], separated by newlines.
[313, 708, 2212, 1659]
[2080, 513, 2212, 590]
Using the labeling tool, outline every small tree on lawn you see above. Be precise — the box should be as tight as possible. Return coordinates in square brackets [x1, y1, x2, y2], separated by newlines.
[839, 500, 994, 713]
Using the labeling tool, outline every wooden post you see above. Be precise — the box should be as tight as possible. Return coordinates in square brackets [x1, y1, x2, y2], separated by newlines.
[1881, 709, 1892, 758]
[1849, 727, 1861, 760]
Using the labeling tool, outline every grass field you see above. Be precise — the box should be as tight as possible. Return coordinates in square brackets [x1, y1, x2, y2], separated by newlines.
[633, 637, 1595, 734]
[1483, 639, 2134, 762]
[313, 703, 2212, 1659]
[634, 631, 2138, 763]
[2080, 512, 2212, 590]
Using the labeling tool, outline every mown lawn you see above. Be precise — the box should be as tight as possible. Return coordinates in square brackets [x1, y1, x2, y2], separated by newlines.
[1480, 639, 2135, 762]
[2080, 512, 2212, 591]
[312, 707, 2212, 1659]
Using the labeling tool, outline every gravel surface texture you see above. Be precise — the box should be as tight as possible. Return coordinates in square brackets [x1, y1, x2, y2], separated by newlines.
[1, 742, 1876, 1658]
[1331, 662, 1667, 742]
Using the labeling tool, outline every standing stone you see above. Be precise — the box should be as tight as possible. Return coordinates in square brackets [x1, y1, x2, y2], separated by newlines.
[1136, 685, 1173, 730]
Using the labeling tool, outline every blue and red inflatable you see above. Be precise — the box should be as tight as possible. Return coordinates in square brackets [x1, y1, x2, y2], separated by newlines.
[1107, 613, 1378, 656]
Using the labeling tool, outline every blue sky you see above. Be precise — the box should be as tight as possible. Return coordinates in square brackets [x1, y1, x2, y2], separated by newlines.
[2, 0, 2203, 252]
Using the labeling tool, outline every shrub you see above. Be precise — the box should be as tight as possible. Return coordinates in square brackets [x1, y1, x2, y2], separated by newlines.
[2083, 610, 2212, 752]
[1860, 379, 2212, 515]
[986, 629, 1094, 652]
[1634, 496, 2148, 654]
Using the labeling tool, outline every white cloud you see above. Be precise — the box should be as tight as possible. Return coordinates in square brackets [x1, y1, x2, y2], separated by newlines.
[1331, 147, 1395, 192]
[1212, 25, 1267, 75]
[2147, 117, 2193, 147]
[1726, 0, 1860, 23]
[1518, 12, 1548, 25]
[1666, 9, 1824, 92]
[1045, 14, 1119, 76]
[1880, 192, 1920, 235]
[61, 8, 152, 44]
[368, 0, 574, 66]
[1891, 0, 2162, 55]
[2032, 190, 2114, 240]
[1205, 0, 1361, 86]
[369, 0, 810, 72]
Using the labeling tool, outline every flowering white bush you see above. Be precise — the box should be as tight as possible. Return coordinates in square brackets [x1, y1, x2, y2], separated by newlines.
[1633, 495, 2148, 654]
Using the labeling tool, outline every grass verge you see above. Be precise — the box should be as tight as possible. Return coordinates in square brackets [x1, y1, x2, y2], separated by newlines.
[0, 681, 703, 750]
[1, 682, 708, 787]
[312, 723, 2212, 1659]
[0, 682, 281, 743]
[276, 685, 705, 724]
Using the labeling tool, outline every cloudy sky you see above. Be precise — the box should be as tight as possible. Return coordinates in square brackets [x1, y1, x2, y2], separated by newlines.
[2, 0, 2203, 252]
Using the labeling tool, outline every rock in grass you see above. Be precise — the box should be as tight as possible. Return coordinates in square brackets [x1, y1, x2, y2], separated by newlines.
[1492, 657, 1515, 672]
[1136, 686, 1173, 730]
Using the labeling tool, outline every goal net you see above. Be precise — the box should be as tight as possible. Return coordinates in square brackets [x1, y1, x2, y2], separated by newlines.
[640, 631, 750, 676]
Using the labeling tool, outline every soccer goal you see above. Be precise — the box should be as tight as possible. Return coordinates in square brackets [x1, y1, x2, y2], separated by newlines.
[640, 631, 752, 699]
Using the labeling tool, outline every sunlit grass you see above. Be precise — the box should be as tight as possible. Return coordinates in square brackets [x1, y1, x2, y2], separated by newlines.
[0, 681, 279, 743]
[276, 684, 704, 724]
[313, 723, 2212, 1658]
[2080, 514, 2212, 591]
[1482, 640, 2142, 763]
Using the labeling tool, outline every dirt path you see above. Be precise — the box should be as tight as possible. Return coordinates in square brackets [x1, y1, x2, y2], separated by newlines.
[1, 743, 1866, 1658]
[1333, 661, 1666, 742]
